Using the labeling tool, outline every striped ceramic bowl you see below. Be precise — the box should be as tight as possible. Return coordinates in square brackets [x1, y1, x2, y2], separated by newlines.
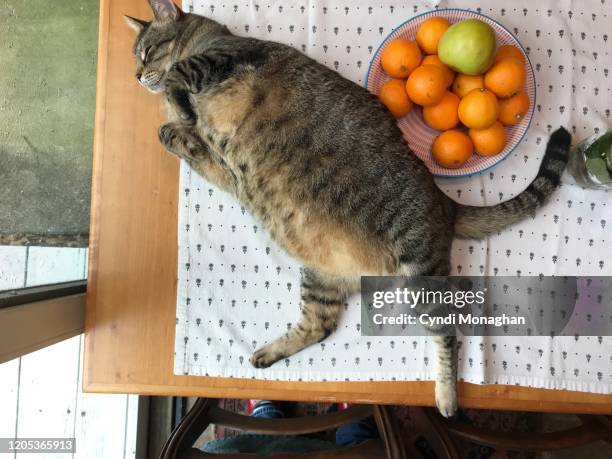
[366, 8, 536, 178]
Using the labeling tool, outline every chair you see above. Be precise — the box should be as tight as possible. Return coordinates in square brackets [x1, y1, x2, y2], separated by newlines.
[421, 408, 612, 457]
[160, 398, 406, 458]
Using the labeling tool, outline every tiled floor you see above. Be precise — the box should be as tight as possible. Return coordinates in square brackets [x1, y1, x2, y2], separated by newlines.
[0, 246, 138, 458]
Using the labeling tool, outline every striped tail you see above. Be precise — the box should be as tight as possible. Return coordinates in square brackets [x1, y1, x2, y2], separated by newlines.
[455, 127, 571, 239]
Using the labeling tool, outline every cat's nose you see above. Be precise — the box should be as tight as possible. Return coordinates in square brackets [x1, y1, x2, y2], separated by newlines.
[135, 71, 142, 80]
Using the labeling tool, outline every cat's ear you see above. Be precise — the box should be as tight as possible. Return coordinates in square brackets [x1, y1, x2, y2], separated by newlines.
[124, 15, 149, 33]
[148, 0, 184, 21]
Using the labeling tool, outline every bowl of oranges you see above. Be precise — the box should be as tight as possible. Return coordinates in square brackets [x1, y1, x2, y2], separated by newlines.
[367, 9, 535, 177]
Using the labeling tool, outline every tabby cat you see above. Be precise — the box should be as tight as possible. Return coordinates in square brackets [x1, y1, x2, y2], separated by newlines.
[126, 0, 571, 417]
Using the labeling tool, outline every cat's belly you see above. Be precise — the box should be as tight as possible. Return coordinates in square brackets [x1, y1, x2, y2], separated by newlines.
[260, 206, 397, 278]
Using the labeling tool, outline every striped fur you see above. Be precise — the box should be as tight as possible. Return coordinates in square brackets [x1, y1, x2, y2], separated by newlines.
[127, 0, 570, 417]
[455, 128, 571, 238]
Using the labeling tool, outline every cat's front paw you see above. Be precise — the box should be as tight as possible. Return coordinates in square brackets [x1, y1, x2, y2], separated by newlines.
[250, 345, 284, 369]
[158, 123, 177, 149]
[176, 107, 196, 126]
[165, 69, 197, 126]
[435, 381, 458, 418]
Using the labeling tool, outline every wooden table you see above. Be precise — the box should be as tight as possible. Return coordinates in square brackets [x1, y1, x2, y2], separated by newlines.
[84, 0, 612, 414]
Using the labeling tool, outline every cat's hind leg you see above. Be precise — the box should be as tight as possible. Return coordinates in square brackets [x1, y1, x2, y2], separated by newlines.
[432, 335, 458, 418]
[398, 262, 458, 418]
[250, 268, 357, 368]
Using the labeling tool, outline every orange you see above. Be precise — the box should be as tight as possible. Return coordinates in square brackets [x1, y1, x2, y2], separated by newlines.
[378, 79, 413, 118]
[494, 45, 526, 64]
[432, 130, 474, 168]
[458, 88, 500, 129]
[380, 39, 422, 78]
[422, 91, 460, 130]
[469, 121, 506, 156]
[498, 90, 530, 125]
[416, 17, 451, 55]
[422, 55, 455, 87]
[452, 74, 484, 98]
[484, 58, 526, 98]
[405, 65, 447, 106]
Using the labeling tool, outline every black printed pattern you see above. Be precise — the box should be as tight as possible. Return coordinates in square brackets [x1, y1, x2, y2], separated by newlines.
[174, 0, 612, 393]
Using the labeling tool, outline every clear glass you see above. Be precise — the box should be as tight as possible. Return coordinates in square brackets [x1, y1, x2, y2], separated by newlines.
[567, 131, 612, 189]
[0, 4, 136, 453]
[0, 246, 88, 292]
[0, 0, 96, 292]
[0, 336, 139, 455]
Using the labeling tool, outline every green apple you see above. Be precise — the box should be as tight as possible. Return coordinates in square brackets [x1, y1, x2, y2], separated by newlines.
[438, 19, 496, 75]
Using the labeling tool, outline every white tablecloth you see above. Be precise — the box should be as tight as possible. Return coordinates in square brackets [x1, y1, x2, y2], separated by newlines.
[174, 0, 612, 393]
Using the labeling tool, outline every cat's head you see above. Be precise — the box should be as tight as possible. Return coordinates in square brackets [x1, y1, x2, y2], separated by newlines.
[125, 1, 186, 93]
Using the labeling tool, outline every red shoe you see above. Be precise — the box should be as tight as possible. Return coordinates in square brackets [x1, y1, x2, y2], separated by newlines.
[337, 402, 351, 411]
[247, 399, 261, 415]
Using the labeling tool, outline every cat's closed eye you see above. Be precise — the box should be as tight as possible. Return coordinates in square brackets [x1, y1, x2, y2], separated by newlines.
[141, 45, 153, 62]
